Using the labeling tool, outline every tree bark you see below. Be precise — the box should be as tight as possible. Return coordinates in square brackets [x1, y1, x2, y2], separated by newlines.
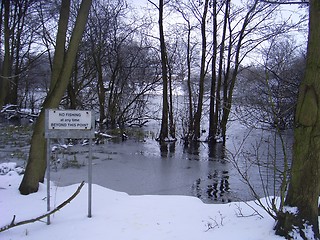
[275, 0, 320, 238]
[168, 59, 175, 139]
[19, 0, 92, 195]
[0, 0, 10, 109]
[193, 0, 209, 140]
[50, 0, 71, 92]
[176, 8, 193, 141]
[67, 82, 77, 109]
[97, 57, 106, 131]
[208, 0, 218, 142]
[158, 0, 169, 141]
[220, 0, 258, 143]
[213, 0, 230, 141]
[186, 22, 193, 139]
[10, 0, 30, 106]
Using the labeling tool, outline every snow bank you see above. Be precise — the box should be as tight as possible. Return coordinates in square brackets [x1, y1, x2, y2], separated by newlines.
[0, 162, 24, 175]
[0, 163, 284, 240]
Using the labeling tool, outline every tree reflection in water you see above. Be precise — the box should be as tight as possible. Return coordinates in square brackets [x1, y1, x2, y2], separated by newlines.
[192, 170, 232, 203]
[187, 142, 233, 203]
[159, 141, 176, 158]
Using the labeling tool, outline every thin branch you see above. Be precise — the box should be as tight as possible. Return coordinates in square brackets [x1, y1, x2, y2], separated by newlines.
[147, 0, 159, 10]
[0, 181, 85, 233]
[260, 0, 309, 5]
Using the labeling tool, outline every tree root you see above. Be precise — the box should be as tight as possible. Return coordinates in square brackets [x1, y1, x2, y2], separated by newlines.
[0, 181, 85, 233]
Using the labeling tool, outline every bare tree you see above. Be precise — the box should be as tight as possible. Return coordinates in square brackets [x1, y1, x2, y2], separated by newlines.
[236, 37, 304, 129]
[192, 0, 210, 141]
[169, 0, 201, 142]
[208, 0, 286, 143]
[19, 0, 92, 195]
[169, 0, 210, 142]
[147, 0, 176, 141]
[0, 0, 47, 109]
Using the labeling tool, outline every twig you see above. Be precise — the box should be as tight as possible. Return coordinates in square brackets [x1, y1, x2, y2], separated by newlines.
[0, 181, 85, 233]
[235, 202, 264, 219]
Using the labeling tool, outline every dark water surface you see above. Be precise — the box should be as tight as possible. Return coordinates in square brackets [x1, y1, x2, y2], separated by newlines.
[49, 124, 293, 204]
[0, 114, 293, 204]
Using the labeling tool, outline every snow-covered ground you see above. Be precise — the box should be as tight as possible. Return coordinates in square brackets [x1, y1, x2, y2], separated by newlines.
[0, 164, 285, 240]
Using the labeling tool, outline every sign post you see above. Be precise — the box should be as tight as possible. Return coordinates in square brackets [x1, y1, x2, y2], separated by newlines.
[45, 109, 95, 224]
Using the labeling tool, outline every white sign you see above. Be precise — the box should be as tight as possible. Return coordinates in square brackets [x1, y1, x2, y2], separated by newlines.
[48, 109, 92, 130]
[45, 109, 94, 224]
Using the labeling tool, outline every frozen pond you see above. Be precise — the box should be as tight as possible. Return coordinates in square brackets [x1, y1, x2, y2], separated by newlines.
[50, 139, 237, 203]
[48, 123, 293, 204]
[0, 112, 293, 204]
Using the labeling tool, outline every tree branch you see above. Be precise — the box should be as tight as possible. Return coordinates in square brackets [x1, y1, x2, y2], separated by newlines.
[260, 0, 309, 5]
[0, 181, 85, 233]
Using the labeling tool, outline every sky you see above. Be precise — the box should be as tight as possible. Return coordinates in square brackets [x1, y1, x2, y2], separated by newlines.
[129, 0, 308, 67]
[1, 162, 308, 240]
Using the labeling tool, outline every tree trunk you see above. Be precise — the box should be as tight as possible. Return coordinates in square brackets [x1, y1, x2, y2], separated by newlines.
[67, 55, 79, 109]
[107, 63, 120, 129]
[10, 0, 28, 106]
[97, 58, 106, 131]
[220, 17, 233, 144]
[168, 61, 175, 139]
[186, 22, 193, 139]
[221, 0, 258, 143]
[0, 0, 10, 109]
[67, 82, 77, 109]
[19, 0, 92, 195]
[158, 0, 169, 141]
[50, 0, 71, 92]
[208, 0, 217, 142]
[193, 0, 209, 140]
[213, 0, 230, 141]
[275, 0, 320, 238]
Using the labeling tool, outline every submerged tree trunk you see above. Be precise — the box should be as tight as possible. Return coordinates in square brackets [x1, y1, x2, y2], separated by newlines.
[212, 0, 230, 142]
[158, 0, 169, 141]
[193, 0, 209, 140]
[177, 11, 193, 142]
[275, 0, 320, 238]
[220, 0, 256, 143]
[19, 0, 92, 195]
[186, 22, 193, 139]
[208, 0, 218, 142]
[168, 59, 175, 139]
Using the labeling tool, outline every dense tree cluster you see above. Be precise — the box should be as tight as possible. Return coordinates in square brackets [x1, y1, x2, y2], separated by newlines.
[0, 0, 306, 138]
[236, 37, 305, 129]
[2, 0, 318, 239]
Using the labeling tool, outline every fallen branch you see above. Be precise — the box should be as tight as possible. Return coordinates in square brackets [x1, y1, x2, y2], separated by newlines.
[0, 181, 85, 233]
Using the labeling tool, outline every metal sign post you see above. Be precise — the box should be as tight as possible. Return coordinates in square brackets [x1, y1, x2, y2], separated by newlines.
[88, 137, 93, 217]
[45, 109, 95, 224]
[46, 138, 51, 224]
